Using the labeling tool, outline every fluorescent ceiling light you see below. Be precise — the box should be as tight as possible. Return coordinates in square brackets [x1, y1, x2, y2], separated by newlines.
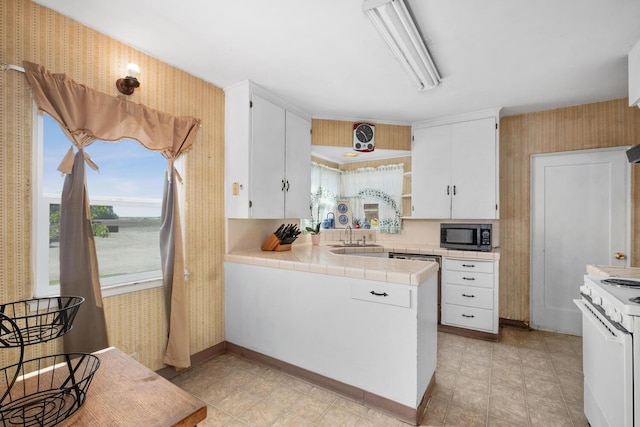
[363, 0, 441, 90]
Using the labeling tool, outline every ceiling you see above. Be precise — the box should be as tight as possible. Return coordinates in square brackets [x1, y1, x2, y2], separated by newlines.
[34, 0, 640, 124]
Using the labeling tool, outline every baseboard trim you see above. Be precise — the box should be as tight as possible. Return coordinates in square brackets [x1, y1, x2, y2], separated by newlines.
[156, 341, 227, 380]
[226, 342, 433, 425]
[438, 324, 500, 342]
[499, 318, 530, 330]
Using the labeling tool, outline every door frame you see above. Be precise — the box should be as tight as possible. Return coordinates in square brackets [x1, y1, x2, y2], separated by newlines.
[529, 146, 631, 333]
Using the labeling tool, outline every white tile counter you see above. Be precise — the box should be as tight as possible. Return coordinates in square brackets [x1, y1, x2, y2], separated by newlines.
[225, 242, 500, 286]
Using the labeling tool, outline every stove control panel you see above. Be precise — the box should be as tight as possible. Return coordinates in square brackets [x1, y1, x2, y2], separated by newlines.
[583, 275, 637, 332]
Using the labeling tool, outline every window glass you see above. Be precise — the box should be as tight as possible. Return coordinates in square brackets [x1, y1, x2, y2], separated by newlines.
[37, 114, 165, 295]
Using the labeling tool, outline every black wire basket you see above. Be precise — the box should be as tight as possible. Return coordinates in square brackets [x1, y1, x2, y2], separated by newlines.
[0, 353, 100, 427]
[0, 297, 84, 347]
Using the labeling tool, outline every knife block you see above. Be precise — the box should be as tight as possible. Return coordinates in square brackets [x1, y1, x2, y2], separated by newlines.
[261, 233, 292, 251]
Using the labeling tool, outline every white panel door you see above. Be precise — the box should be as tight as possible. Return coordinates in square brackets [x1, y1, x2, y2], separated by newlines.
[531, 147, 629, 335]
[451, 117, 497, 219]
[284, 110, 311, 219]
[411, 125, 452, 218]
[250, 94, 286, 218]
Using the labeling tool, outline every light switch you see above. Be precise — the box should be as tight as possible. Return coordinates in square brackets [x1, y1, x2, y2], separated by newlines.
[232, 182, 240, 195]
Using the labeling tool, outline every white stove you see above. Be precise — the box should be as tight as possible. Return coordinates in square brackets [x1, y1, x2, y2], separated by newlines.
[576, 275, 640, 427]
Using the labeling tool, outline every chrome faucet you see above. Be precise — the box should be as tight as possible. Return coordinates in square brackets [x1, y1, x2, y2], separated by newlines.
[345, 226, 353, 245]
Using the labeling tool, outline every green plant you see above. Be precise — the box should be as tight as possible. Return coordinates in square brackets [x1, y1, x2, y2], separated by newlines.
[305, 223, 321, 235]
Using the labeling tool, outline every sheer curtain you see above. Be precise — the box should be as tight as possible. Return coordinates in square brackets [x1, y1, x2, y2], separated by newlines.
[340, 164, 404, 233]
[24, 62, 200, 367]
[310, 162, 340, 227]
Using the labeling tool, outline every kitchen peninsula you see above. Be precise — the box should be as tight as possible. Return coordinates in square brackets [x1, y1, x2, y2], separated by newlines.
[224, 243, 493, 424]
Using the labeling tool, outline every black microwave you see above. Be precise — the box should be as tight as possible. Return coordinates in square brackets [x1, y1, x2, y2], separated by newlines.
[440, 223, 492, 252]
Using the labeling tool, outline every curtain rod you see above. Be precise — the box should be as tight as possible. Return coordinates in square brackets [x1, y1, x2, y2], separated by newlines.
[2, 63, 25, 73]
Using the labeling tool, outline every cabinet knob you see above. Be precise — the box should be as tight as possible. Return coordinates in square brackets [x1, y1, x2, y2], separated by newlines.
[614, 252, 626, 260]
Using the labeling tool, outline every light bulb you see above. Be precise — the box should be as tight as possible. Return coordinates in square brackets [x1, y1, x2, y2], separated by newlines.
[127, 63, 140, 78]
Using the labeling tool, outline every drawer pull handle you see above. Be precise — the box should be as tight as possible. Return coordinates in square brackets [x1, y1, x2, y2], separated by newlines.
[370, 290, 388, 297]
[462, 314, 475, 318]
[462, 264, 476, 268]
[462, 293, 475, 298]
[462, 277, 475, 281]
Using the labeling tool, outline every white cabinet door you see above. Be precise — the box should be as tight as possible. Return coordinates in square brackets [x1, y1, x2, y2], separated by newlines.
[284, 110, 311, 219]
[451, 117, 497, 219]
[411, 125, 451, 218]
[250, 94, 286, 218]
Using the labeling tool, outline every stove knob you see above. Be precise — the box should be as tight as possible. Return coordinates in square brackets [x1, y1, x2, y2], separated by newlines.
[580, 285, 591, 296]
[611, 310, 623, 323]
[592, 296, 602, 306]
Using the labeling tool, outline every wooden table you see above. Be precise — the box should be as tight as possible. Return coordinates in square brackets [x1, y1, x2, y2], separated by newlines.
[59, 347, 207, 426]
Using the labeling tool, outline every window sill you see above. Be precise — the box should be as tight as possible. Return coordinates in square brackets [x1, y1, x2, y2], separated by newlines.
[102, 275, 163, 298]
[34, 271, 164, 303]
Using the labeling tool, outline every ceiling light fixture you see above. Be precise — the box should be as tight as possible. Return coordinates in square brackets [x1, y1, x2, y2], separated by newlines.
[363, 0, 441, 90]
[116, 63, 141, 95]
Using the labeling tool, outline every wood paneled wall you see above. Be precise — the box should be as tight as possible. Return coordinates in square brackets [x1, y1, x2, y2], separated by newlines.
[499, 99, 640, 323]
[0, 0, 225, 369]
[312, 119, 411, 150]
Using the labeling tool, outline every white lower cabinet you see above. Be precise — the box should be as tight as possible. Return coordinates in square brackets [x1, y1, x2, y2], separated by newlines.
[442, 257, 499, 334]
[224, 262, 437, 409]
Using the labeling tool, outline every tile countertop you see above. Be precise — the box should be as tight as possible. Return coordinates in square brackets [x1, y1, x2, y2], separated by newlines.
[225, 242, 500, 287]
[586, 264, 640, 278]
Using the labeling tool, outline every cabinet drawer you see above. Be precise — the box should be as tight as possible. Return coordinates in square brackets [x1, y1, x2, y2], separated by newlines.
[446, 259, 494, 274]
[445, 270, 494, 288]
[351, 284, 411, 308]
[443, 304, 494, 331]
[444, 284, 493, 309]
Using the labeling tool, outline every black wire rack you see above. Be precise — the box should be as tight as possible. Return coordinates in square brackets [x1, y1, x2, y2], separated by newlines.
[0, 353, 100, 427]
[0, 297, 84, 347]
[0, 297, 101, 427]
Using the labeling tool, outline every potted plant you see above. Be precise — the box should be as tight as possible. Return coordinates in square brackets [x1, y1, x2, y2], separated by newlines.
[306, 223, 321, 245]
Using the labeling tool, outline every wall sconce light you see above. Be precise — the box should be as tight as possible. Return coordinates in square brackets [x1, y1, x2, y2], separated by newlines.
[116, 63, 141, 95]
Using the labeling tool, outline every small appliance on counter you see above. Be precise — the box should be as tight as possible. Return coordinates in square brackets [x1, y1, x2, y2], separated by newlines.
[440, 223, 492, 252]
[261, 223, 301, 251]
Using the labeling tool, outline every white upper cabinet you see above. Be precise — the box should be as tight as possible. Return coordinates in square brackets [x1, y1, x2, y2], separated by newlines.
[225, 81, 311, 219]
[629, 39, 640, 107]
[411, 111, 500, 219]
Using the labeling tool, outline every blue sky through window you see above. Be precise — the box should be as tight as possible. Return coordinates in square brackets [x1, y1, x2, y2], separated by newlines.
[43, 114, 166, 216]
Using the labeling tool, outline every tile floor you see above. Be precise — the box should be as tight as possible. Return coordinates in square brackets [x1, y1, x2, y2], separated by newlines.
[171, 327, 588, 426]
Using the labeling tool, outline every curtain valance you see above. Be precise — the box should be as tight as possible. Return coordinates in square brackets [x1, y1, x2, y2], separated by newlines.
[23, 61, 200, 154]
